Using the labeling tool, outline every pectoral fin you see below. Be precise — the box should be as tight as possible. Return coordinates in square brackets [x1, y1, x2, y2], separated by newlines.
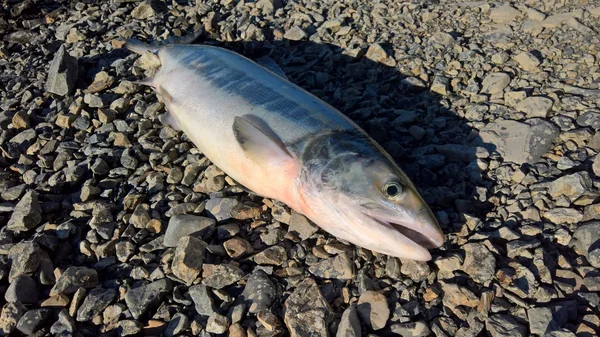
[232, 114, 293, 166]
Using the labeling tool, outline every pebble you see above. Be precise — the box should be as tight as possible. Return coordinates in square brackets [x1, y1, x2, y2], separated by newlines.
[223, 237, 253, 258]
[0, 302, 27, 335]
[189, 284, 215, 316]
[284, 278, 332, 337]
[45, 45, 78, 96]
[240, 270, 277, 313]
[514, 52, 541, 72]
[16, 309, 50, 335]
[390, 321, 431, 337]
[163, 215, 215, 247]
[171, 236, 206, 285]
[201, 264, 244, 289]
[461, 243, 496, 284]
[6, 190, 41, 232]
[486, 314, 527, 337]
[206, 313, 230, 334]
[573, 222, 600, 268]
[76, 288, 117, 322]
[131, 0, 161, 19]
[124, 279, 173, 319]
[490, 5, 521, 23]
[5, 275, 38, 304]
[288, 212, 318, 240]
[480, 72, 510, 94]
[515, 97, 553, 118]
[284, 26, 307, 41]
[8, 242, 42, 281]
[309, 253, 354, 280]
[548, 172, 592, 201]
[50, 309, 76, 334]
[252, 245, 288, 266]
[205, 198, 239, 222]
[165, 312, 189, 337]
[50, 267, 98, 296]
[357, 291, 390, 330]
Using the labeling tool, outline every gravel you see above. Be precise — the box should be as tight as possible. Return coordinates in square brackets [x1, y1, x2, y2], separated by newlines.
[0, 1, 599, 336]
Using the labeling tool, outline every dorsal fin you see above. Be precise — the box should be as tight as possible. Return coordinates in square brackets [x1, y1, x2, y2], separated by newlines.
[256, 57, 288, 80]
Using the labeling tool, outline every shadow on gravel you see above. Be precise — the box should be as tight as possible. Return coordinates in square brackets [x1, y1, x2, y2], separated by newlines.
[200, 38, 497, 255]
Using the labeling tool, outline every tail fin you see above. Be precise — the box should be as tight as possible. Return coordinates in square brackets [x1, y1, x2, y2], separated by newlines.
[124, 39, 159, 55]
[124, 29, 203, 55]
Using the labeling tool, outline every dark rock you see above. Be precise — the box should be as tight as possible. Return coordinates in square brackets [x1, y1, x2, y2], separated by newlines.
[50, 267, 98, 295]
[163, 215, 215, 247]
[124, 279, 173, 319]
[7, 190, 41, 232]
[45, 45, 78, 96]
[76, 288, 117, 322]
[16, 309, 50, 335]
[284, 278, 332, 337]
[5, 275, 38, 304]
[240, 270, 277, 313]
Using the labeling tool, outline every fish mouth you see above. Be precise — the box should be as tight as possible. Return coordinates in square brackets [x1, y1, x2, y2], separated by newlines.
[367, 214, 444, 249]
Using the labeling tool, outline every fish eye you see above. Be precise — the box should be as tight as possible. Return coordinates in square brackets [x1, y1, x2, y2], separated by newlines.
[383, 181, 403, 199]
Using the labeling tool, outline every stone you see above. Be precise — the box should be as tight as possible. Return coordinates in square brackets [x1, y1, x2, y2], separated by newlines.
[400, 259, 430, 282]
[441, 283, 479, 317]
[163, 215, 215, 247]
[0, 302, 27, 336]
[542, 208, 583, 224]
[576, 111, 600, 130]
[490, 5, 521, 23]
[336, 304, 360, 337]
[573, 222, 600, 268]
[124, 279, 173, 319]
[85, 71, 114, 94]
[481, 72, 510, 94]
[223, 237, 253, 258]
[284, 26, 307, 41]
[45, 45, 78, 96]
[131, 0, 162, 19]
[5, 275, 38, 304]
[50, 309, 76, 334]
[528, 307, 559, 335]
[240, 270, 277, 313]
[548, 172, 592, 201]
[486, 314, 527, 337]
[252, 245, 288, 266]
[171, 236, 206, 285]
[50, 267, 98, 295]
[515, 97, 553, 118]
[130, 204, 151, 229]
[206, 313, 229, 334]
[284, 278, 332, 337]
[257, 311, 281, 331]
[366, 43, 395, 66]
[189, 285, 215, 316]
[16, 309, 49, 335]
[41, 293, 70, 307]
[462, 243, 495, 284]
[7, 190, 42, 232]
[76, 288, 117, 322]
[390, 321, 431, 337]
[309, 253, 354, 280]
[514, 52, 541, 72]
[431, 75, 450, 95]
[201, 264, 244, 289]
[288, 212, 318, 240]
[357, 291, 390, 330]
[478, 119, 559, 165]
[8, 242, 42, 281]
[205, 198, 239, 222]
[165, 312, 189, 337]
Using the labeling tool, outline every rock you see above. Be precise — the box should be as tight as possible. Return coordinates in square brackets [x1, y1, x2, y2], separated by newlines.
[76, 288, 117, 322]
[430, 32, 456, 47]
[548, 172, 593, 201]
[528, 307, 559, 335]
[8, 242, 42, 281]
[205, 198, 239, 222]
[390, 321, 431, 337]
[85, 71, 114, 94]
[288, 212, 318, 240]
[50, 267, 98, 295]
[41, 293, 70, 307]
[45, 45, 78, 96]
[124, 279, 173, 319]
[201, 264, 244, 289]
[336, 304, 360, 337]
[478, 119, 559, 165]
[573, 222, 600, 268]
[5, 275, 38, 304]
[400, 259, 431, 282]
[131, 0, 162, 19]
[357, 291, 390, 330]
[514, 52, 541, 72]
[240, 270, 277, 313]
[7, 190, 41, 232]
[223, 237, 253, 258]
[165, 313, 189, 337]
[515, 97, 553, 118]
[486, 314, 527, 337]
[252, 245, 288, 266]
[118, 320, 144, 336]
[576, 111, 600, 130]
[206, 313, 230, 334]
[171, 236, 206, 285]
[163, 215, 215, 247]
[441, 283, 479, 318]
[490, 5, 521, 23]
[189, 285, 215, 316]
[50, 309, 76, 334]
[309, 253, 354, 280]
[542, 208, 583, 224]
[16, 309, 49, 335]
[284, 26, 307, 41]
[366, 43, 396, 66]
[462, 243, 495, 284]
[284, 278, 332, 337]
[0, 302, 27, 335]
[256, 0, 283, 15]
[431, 75, 450, 95]
[130, 204, 151, 229]
[481, 72, 510, 94]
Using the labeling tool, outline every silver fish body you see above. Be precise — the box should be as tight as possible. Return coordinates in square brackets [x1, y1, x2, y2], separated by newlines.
[128, 43, 445, 260]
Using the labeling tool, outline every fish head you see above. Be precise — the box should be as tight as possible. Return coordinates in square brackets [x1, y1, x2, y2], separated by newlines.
[299, 138, 444, 261]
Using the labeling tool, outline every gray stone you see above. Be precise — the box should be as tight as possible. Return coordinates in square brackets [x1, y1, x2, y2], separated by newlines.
[201, 264, 244, 289]
[131, 0, 163, 19]
[50, 267, 98, 295]
[189, 284, 215, 316]
[284, 278, 332, 337]
[573, 222, 600, 268]
[5, 275, 37, 304]
[206, 313, 230, 334]
[288, 212, 318, 240]
[548, 172, 593, 201]
[163, 215, 215, 247]
[8, 242, 42, 282]
[486, 314, 527, 337]
[205, 198, 239, 222]
[252, 245, 288, 266]
[240, 270, 277, 313]
[576, 111, 600, 130]
[515, 97, 553, 118]
[336, 304, 361, 337]
[7, 190, 41, 232]
[50, 309, 76, 334]
[480, 72, 510, 94]
[117, 320, 144, 336]
[171, 236, 206, 285]
[165, 312, 189, 337]
[478, 119, 559, 165]
[284, 26, 307, 41]
[309, 254, 354, 280]
[390, 321, 431, 337]
[514, 52, 541, 72]
[76, 288, 117, 322]
[124, 279, 173, 319]
[542, 208, 583, 224]
[16, 309, 49, 335]
[462, 243, 495, 284]
[357, 291, 390, 330]
[400, 259, 430, 282]
[45, 45, 78, 96]
[527, 307, 559, 335]
[490, 5, 521, 23]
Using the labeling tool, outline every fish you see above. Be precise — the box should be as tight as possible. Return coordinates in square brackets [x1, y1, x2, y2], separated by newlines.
[124, 39, 445, 261]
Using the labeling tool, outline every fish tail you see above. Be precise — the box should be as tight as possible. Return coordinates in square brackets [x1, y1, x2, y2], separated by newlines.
[124, 38, 159, 55]
[133, 78, 155, 87]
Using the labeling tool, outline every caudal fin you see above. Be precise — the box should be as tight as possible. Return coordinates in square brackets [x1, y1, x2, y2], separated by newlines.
[124, 38, 159, 55]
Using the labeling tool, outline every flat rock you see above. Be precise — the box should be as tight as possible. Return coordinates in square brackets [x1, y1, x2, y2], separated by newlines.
[5, 275, 38, 304]
[45, 45, 78, 96]
[548, 172, 593, 201]
[515, 97, 553, 118]
[16, 309, 49, 335]
[490, 5, 521, 23]
[206, 313, 230, 334]
[76, 288, 117, 322]
[50, 267, 98, 295]
[205, 198, 239, 222]
[486, 314, 527, 337]
[481, 72, 511, 94]
[573, 222, 600, 268]
[124, 279, 173, 319]
[478, 118, 559, 165]
[252, 245, 287, 266]
[514, 52, 541, 72]
[7, 190, 41, 232]
[163, 214, 215, 247]
[240, 270, 277, 313]
[390, 321, 431, 337]
[336, 304, 361, 337]
[308, 254, 354, 280]
[284, 278, 332, 337]
[288, 212, 318, 240]
[201, 264, 244, 289]
[357, 291, 390, 330]
[461, 243, 496, 284]
[542, 208, 583, 224]
[400, 259, 431, 282]
[528, 307, 559, 335]
[189, 284, 215, 316]
[171, 236, 206, 285]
